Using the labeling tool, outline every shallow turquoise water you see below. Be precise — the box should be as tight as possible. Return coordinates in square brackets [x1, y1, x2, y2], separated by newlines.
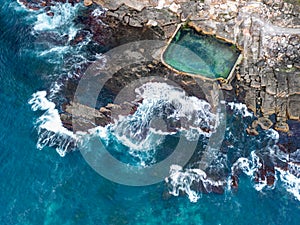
[163, 27, 240, 79]
[0, 1, 300, 225]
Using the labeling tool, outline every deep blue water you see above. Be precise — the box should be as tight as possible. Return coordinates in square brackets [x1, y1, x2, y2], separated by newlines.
[1, 1, 300, 225]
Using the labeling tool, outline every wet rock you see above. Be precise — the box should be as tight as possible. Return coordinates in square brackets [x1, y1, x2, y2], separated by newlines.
[246, 127, 259, 136]
[257, 117, 273, 130]
[231, 175, 239, 189]
[46, 11, 54, 17]
[60, 114, 73, 131]
[266, 173, 275, 186]
[275, 120, 289, 132]
[84, 0, 93, 7]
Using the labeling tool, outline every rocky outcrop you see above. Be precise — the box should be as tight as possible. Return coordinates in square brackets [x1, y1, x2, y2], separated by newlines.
[18, 0, 81, 15]
[60, 58, 218, 132]
[18, 0, 300, 132]
[19, 0, 300, 195]
[89, 0, 300, 133]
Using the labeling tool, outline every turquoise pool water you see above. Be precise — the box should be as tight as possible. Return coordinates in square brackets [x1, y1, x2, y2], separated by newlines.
[162, 26, 241, 80]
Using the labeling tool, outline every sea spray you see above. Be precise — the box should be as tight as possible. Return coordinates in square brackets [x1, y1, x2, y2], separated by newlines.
[29, 91, 78, 156]
[231, 151, 269, 191]
[276, 162, 300, 201]
[227, 102, 253, 118]
[135, 82, 218, 139]
[166, 165, 225, 202]
[33, 2, 81, 35]
[92, 82, 219, 166]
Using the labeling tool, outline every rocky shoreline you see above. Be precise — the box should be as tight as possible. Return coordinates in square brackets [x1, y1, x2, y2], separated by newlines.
[19, 0, 300, 133]
[19, 0, 300, 194]
[87, 0, 300, 134]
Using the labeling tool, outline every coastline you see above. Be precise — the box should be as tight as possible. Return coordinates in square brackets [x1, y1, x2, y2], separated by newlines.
[17, 0, 300, 132]
[87, 0, 300, 133]
[18, 0, 300, 196]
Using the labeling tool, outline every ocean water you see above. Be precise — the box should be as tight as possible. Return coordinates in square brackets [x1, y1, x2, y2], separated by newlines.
[0, 1, 300, 225]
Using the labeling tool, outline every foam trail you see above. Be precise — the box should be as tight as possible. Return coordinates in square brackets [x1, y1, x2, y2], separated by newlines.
[166, 165, 225, 202]
[276, 166, 300, 201]
[32, 2, 84, 60]
[48, 81, 63, 99]
[231, 151, 268, 191]
[276, 163, 300, 201]
[110, 99, 167, 151]
[136, 82, 218, 139]
[29, 91, 77, 156]
[90, 82, 218, 165]
[26, 3, 99, 156]
[120, 82, 217, 149]
[33, 3, 80, 34]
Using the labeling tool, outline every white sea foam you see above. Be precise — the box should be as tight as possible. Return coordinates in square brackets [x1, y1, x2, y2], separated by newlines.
[26, 3, 106, 157]
[166, 165, 225, 202]
[48, 81, 63, 99]
[29, 91, 77, 156]
[26, 2, 87, 64]
[136, 82, 218, 139]
[39, 46, 70, 57]
[231, 152, 261, 177]
[276, 164, 300, 201]
[116, 82, 217, 149]
[33, 3, 80, 34]
[268, 139, 300, 201]
[96, 82, 218, 153]
[267, 128, 279, 142]
[231, 151, 269, 191]
[16, 0, 39, 12]
[227, 102, 253, 117]
[68, 26, 78, 42]
[91, 8, 106, 17]
[88, 82, 219, 165]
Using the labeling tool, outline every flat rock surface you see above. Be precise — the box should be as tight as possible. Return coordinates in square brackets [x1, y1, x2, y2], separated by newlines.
[18, 0, 300, 132]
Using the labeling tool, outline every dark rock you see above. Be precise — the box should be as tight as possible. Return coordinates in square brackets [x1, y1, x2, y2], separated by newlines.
[46, 11, 54, 17]
[257, 117, 273, 130]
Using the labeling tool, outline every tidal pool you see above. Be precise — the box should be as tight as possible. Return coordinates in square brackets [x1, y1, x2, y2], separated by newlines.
[162, 26, 241, 81]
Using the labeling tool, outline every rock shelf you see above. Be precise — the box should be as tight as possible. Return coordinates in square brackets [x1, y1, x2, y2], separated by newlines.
[89, 0, 300, 132]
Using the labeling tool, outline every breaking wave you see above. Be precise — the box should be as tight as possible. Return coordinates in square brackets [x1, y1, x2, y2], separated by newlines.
[29, 91, 78, 157]
[165, 111, 300, 203]
[227, 102, 253, 118]
[166, 165, 225, 203]
[89, 82, 219, 166]
[277, 162, 300, 201]
[29, 81, 218, 164]
[22, 1, 300, 203]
